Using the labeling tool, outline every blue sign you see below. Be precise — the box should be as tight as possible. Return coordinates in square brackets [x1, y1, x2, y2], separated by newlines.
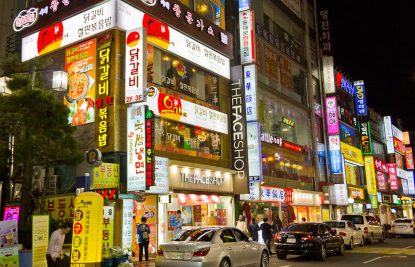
[329, 149, 343, 174]
[354, 80, 367, 116]
[341, 78, 354, 95]
[239, 0, 250, 11]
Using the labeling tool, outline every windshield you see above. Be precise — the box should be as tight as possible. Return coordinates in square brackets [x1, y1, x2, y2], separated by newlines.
[341, 215, 364, 225]
[173, 229, 216, 242]
[325, 221, 345, 228]
[395, 219, 413, 224]
[287, 224, 318, 233]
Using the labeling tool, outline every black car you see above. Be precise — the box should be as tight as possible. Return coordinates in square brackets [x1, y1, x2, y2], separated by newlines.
[274, 222, 345, 261]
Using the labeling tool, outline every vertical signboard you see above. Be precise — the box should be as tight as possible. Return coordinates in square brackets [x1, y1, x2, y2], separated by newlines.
[244, 64, 258, 121]
[364, 156, 377, 195]
[239, 0, 250, 11]
[318, 8, 332, 56]
[354, 80, 368, 116]
[32, 215, 49, 267]
[125, 28, 147, 103]
[406, 147, 414, 170]
[328, 135, 342, 174]
[326, 96, 339, 135]
[239, 10, 255, 64]
[71, 192, 104, 264]
[145, 108, 155, 189]
[407, 171, 415, 195]
[147, 157, 169, 193]
[359, 119, 372, 155]
[384, 116, 394, 154]
[122, 199, 134, 250]
[230, 66, 248, 194]
[247, 122, 262, 181]
[127, 104, 146, 191]
[322, 56, 335, 94]
[387, 163, 399, 190]
[103, 206, 115, 248]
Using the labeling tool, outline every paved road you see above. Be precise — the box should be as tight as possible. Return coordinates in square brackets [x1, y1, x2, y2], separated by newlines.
[269, 236, 415, 267]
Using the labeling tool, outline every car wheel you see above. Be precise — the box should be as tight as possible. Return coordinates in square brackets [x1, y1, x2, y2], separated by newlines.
[260, 251, 269, 267]
[220, 258, 231, 267]
[318, 244, 327, 261]
[359, 237, 364, 247]
[366, 233, 374, 245]
[338, 241, 345, 256]
[276, 253, 287, 260]
[379, 232, 385, 243]
[348, 238, 354, 250]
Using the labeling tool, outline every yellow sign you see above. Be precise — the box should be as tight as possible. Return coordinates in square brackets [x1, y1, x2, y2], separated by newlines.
[92, 163, 120, 189]
[32, 215, 49, 267]
[45, 195, 75, 221]
[348, 186, 365, 200]
[71, 192, 104, 265]
[364, 156, 378, 195]
[341, 142, 364, 165]
[103, 206, 115, 248]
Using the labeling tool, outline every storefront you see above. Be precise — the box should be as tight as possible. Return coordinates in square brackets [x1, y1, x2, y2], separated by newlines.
[346, 186, 365, 214]
[291, 189, 322, 222]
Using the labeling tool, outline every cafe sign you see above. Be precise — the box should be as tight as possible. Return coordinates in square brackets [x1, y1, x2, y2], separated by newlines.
[348, 186, 365, 200]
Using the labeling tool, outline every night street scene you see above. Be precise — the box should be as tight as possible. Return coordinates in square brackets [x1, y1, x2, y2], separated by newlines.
[0, 0, 414, 266]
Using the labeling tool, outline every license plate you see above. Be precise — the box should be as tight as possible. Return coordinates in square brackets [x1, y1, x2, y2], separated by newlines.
[287, 238, 296, 244]
[168, 252, 184, 260]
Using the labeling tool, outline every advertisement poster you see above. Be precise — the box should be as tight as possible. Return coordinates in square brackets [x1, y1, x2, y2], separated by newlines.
[45, 195, 75, 221]
[71, 192, 104, 264]
[279, 56, 294, 90]
[92, 163, 120, 189]
[32, 215, 49, 267]
[64, 38, 96, 126]
[103, 206, 115, 248]
[133, 195, 157, 254]
[167, 211, 177, 231]
[0, 246, 19, 266]
[0, 220, 18, 248]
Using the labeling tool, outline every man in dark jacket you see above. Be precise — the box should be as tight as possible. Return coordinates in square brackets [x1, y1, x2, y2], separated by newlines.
[260, 218, 273, 254]
[248, 218, 259, 241]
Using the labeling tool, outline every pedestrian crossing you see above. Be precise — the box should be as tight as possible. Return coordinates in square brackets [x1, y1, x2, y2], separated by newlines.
[349, 247, 415, 256]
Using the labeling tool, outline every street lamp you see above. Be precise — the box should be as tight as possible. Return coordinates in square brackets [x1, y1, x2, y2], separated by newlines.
[52, 71, 68, 91]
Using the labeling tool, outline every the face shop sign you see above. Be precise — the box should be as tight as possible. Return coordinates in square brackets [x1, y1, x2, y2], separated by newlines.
[180, 172, 225, 186]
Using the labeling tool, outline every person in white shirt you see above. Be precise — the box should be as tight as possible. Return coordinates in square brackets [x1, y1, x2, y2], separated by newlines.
[46, 223, 71, 267]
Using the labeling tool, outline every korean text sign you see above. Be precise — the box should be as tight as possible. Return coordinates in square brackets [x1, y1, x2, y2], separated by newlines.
[354, 80, 368, 116]
[326, 96, 339, 135]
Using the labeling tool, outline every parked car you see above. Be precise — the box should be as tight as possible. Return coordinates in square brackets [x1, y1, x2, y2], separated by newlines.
[155, 227, 269, 267]
[274, 222, 345, 261]
[390, 218, 415, 236]
[341, 214, 384, 244]
[324, 220, 364, 249]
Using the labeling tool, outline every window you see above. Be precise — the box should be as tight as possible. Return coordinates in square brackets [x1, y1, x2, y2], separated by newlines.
[178, 0, 223, 27]
[288, 223, 318, 234]
[232, 229, 249, 242]
[347, 221, 354, 229]
[220, 229, 237, 243]
[341, 215, 364, 225]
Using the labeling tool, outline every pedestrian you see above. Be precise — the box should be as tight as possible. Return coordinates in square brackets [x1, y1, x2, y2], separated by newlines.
[236, 214, 248, 234]
[272, 214, 283, 233]
[257, 217, 265, 245]
[301, 217, 307, 223]
[46, 222, 71, 267]
[173, 210, 184, 237]
[137, 217, 151, 262]
[249, 218, 259, 241]
[260, 218, 274, 254]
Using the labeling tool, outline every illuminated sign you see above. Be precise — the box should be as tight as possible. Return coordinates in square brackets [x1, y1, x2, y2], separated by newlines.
[103, 206, 115, 248]
[21, 0, 116, 62]
[13, 8, 39, 32]
[341, 142, 364, 165]
[384, 116, 394, 154]
[261, 186, 285, 202]
[335, 72, 354, 95]
[329, 184, 348, 205]
[147, 157, 169, 193]
[322, 56, 335, 93]
[121, 199, 134, 250]
[407, 171, 415, 195]
[326, 96, 339, 135]
[244, 64, 258, 121]
[146, 86, 228, 134]
[282, 116, 295, 127]
[145, 108, 155, 189]
[282, 140, 303, 153]
[292, 191, 322, 206]
[239, 0, 250, 11]
[127, 104, 146, 191]
[329, 135, 342, 174]
[394, 137, 406, 155]
[364, 156, 377, 195]
[261, 131, 282, 146]
[392, 125, 403, 141]
[247, 122, 262, 181]
[118, 1, 231, 78]
[406, 147, 414, 170]
[32, 215, 49, 267]
[125, 28, 147, 103]
[239, 10, 255, 64]
[3, 207, 20, 221]
[92, 163, 120, 189]
[354, 80, 368, 116]
[376, 172, 387, 191]
[374, 158, 388, 173]
[348, 186, 365, 200]
[359, 119, 372, 155]
[93, 189, 118, 201]
[387, 163, 399, 190]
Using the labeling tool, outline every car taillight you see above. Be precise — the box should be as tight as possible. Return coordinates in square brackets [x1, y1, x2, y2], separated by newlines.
[157, 249, 164, 256]
[364, 227, 368, 234]
[301, 234, 314, 241]
[274, 233, 283, 241]
[193, 248, 210, 257]
[338, 232, 347, 237]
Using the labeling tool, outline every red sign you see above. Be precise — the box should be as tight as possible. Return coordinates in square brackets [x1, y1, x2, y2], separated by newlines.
[94, 189, 118, 200]
[73, 222, 83, 235]
[374, 158, 388, 173]
[405, 146, 414, 170]
[145, 108, 155, 189]
[396, 153, 404, 169]
[387, 163, 399, 190]
[282, 140, 303, 153]
[394, 137, 406, 155]
[284, 188, 293, 204]
[376, 172, 387, 191]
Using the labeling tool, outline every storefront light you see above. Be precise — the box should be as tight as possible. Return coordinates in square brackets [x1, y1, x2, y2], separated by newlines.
[298, 166, 303, 170]
[52, 71, 68, 91]
[279, 161, 285, 166]
[285, 162, 291, 167]
[205, 170, 211, 176]
[162, 55, 171, 61]
[348, 197, 355, 204]
[172, 59, 180, 67]
[215, 171, 221, 177]
[183, 167, 190, 174]
[190, 194, 197, 200]
[170, 165, 178, 174]
[267, 156, 274, 162]
[178, 194, 186, 202]
[194, 168, 201, 174]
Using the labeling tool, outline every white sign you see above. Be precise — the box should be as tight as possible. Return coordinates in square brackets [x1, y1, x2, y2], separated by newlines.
[396, 167, 406, 178]
[147, 157, 169, 194]
[384, 116, 394, 154]
[13, 7, 39, 32]
[261, 186, 285, 202]
[402, 178, 409, 195]
[240, 178, 260, 201]
[146, 86, 228, 134]
[322, 56, 335, 94]
[121, 199, 134, 250]
[293, 191, 321, 206]
[244, 64, 258, 121]
[329, 184, 348, 206]
[21, 0, 116, 62]
[407, 171, 415, 195]
[329, 135, 340, 150]
[125, 28, 147, 104]
[247, 122, 262, 180]
[117, 1, 230, 79]
[392, 125, 403, 142]
[239, 10, 255, 64]
[127, 104, 146, 191]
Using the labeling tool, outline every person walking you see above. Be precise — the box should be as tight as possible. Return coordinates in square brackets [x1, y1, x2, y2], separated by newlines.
[137, 217, 151, 262]
[46, 223, 71, 267]
[249, 218, 259, 241]
[272, 215, 283, 233]
[236, 214, 248, 234]
[260, 218, 274, 254]
[173, 210, 184, 237]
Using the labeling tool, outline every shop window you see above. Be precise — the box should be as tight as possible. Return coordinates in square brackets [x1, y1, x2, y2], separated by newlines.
[155, 118, 222, 160]
[178, 0, 223, 27]
[220, 229, 237, 243]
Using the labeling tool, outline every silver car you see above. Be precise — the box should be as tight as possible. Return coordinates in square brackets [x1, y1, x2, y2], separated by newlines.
[155, 227, 269, 267]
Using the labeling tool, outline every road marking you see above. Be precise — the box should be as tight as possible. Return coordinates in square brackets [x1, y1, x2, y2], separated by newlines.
[363, 257, 383, 264]
[403, 246, 412, 249]
[349, 247, 415, 256]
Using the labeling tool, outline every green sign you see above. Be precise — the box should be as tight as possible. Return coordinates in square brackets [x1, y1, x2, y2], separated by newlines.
[369, 194, 378, 209]
[282, 116, 295, 127]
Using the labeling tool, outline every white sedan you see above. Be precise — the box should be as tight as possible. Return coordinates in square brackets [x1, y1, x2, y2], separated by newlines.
[324, 220, 365, 250]
[155, 227, 269, 267]
[391, 218, 415, 236]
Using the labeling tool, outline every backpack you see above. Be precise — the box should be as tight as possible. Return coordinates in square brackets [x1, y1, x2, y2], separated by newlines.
[141, 224, 149, 240]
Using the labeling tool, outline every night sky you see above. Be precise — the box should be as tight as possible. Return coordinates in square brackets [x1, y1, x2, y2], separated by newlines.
[328, 1, 415, 130]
